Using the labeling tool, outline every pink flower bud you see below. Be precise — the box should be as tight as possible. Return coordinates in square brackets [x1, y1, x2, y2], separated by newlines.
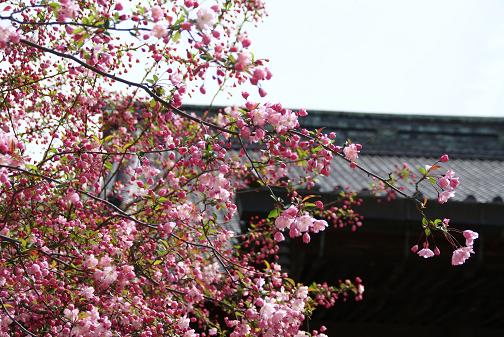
[241, 38, 251, 48]
[434, 247, 441, 256]
[437, 177, 450, 189]
[410, 244, 419, 253]
[302, 232, 311, 244]
[297, 109, 308, 117]
[273, 231, 285, 242]
[440, 154, 449, 162]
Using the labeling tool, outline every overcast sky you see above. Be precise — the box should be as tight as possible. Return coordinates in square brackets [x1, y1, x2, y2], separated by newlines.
[188, 0, 504, 117]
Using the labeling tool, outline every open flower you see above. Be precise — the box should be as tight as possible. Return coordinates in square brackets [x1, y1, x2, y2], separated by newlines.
[417, 248, 434, 258]
[343, 143, 361, 162]
[463, 230, 479, 247]
[196, 8, 215, 30]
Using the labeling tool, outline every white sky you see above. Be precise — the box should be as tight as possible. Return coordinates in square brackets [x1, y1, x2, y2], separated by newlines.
[187, 0, 504, 117]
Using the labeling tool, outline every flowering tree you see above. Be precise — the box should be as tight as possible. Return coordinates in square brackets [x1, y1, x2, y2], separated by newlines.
[0, 1, 478, 336]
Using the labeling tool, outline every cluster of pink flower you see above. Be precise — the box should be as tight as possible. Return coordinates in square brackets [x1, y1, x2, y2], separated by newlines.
[247, 103, 300, 134]
[423, 154, 460, 204]
[56, 0, 79, 21]
[452, 230, 479, 265]
[412, 217, 479, 266]
[274, 205, 328, 243]
[199, 172, 232, 202]
[0, 24, 19, 49]
[437, 168, 460, 204]
[254, 287, 309, 336]
[0, 130, 24, 187]
[343, 143, 361, 162]
[62, 305, 113, 337]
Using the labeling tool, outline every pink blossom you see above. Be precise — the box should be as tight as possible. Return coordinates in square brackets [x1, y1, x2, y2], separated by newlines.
[410, 244, 419, 253]
[417, 248, 434, 258]
[445, 169, 456, 179]
[79, 286, 95, 299]
[440, 154, 449, 162]
[438, 190, 455, 204]
[275, 215, 293, 230]
[450, 177, 460, 189]
[463, 230, 479, 247]
[0, 132, 12, 153]
[159, 222, 176, 238]
[294, 214, 313, 232]
[259, 302, 275, 320]
[196, 8, 215, 30]
[283, 205, 298, 217]
[0, 25, 19, 49]
[152, 24, 168, 38]
[273, 231, 285, 242]
[249, 107, 269, 127]
[294, 333, 308, 337]
[312, 219, 328, 233]
[64, 307, 79, 322]
[452, 247, 473, 265]
[94, 265, 118, 286]
[235, 52, 251, 71]
[437, 176, 450, 189]
[58, 0, 78, 21]
[151, 6, 163, 21]
[302, 232, 311, 243]
[67, 192, 80, 205]
[267, 108, 299, 133]
[84, 254, 98, 269]
[343, 144, 360, 162]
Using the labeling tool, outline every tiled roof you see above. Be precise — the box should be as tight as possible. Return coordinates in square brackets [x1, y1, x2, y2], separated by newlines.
[298, 110, 504, 160]
[183, 105, 504, 203]
[316, 155, 504, 204]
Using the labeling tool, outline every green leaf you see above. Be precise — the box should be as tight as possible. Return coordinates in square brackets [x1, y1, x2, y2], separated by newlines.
[267, 208, 280, 219]
[104, 161, 113, 171]
[24, 164, 38, 172]
[264, 260, 270, 270]
[174, 14, 186, 25]
[424, 228, 431, 237]
[284, 277, 296, 287]
[172, 31, 181, 42]
[49, 2, 61, 10]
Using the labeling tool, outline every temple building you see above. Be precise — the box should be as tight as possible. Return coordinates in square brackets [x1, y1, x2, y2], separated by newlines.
[234, 109, 504, 337]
